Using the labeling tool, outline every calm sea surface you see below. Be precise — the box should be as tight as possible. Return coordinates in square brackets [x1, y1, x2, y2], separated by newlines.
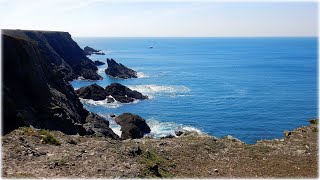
[71, 37, 317, 144]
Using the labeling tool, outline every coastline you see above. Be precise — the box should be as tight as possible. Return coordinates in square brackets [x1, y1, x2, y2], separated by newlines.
[1, 29, 317, 178]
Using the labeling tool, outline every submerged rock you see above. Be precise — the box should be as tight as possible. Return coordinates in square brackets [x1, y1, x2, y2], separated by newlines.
[76, 84, 108, 101]
[115, 113, 151, 139]
[105, 59, 137, 79]
[105, 83, 148, 103]
[94, 60, 105, 66]
[84, 46, 105, 55]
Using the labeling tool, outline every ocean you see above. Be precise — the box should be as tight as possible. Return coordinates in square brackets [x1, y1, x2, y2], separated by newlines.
[71, 37, 317, 144]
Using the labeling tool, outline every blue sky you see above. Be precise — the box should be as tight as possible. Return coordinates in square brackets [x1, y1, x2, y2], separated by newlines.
[0, 0, 318, 37]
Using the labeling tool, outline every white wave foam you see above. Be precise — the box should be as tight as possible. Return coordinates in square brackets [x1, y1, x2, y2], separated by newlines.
[80, 96, 141, 109]
[77, 76, 85, 80]
[146, 118, 202, 138]
[97, 114, 122, 137]
[97, 67, 106, 73]
[98, 114, 203, 138]
[127, 84, 190, 98]
[136, 72, 149, 78]
[80, 98, 122, 109]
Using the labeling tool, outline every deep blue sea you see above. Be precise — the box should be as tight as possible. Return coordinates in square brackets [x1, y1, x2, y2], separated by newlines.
[71, 37, 318, 144]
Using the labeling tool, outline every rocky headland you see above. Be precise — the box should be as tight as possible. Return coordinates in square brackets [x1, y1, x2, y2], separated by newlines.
[105, 58, 138, 79]
[2, 30, 105, 137]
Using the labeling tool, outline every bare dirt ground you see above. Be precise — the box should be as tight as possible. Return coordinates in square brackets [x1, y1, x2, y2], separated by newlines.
[2, 121, 317, 178]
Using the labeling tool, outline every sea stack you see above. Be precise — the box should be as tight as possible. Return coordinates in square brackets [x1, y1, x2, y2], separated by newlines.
[76, 83, 148, 103]
[105, 58, 138, 79]
[105, 83, 148, 103]
[84, 46, 105, 55]
[94, 60, 105, 66]
[115, 113, 151, 139]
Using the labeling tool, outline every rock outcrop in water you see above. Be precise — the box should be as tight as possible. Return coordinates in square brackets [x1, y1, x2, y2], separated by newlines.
[76, 83, 148, 103]
[105, 58, 138, 79]
[115, 113, 151, 139]
[2, 30, 115, 139]
[76, 84, 109, 101]
[84, 46, 105, 55]
[105, 83, 148, 103]
[94, 60, 105, 66]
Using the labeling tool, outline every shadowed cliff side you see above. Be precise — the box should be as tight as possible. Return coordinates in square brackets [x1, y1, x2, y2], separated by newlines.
[2, 30, 116, 138]
[2, 30, 102, 81]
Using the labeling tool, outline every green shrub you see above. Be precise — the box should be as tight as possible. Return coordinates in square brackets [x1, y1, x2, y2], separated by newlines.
[39, 130, 61, 146]
[309, 119, 318, 125]
[139, 150, 173, 178]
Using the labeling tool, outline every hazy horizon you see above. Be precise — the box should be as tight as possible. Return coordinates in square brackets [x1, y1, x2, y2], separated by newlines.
[0, 1, 318, 37]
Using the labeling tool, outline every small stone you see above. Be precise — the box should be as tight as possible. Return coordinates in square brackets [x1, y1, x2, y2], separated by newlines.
[284, 130, 291, 137]
[214, 169, 218, 172]
[128, 146, 142, 157]
[67, 139, 77, 145]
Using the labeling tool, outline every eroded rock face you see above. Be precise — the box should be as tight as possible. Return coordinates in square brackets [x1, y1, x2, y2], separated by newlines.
[2, 30, 102, 81]
[115, 113, 151, 139]
[1, 30, 115, 139]
[84, 46, 105, 56]
[105, 83, 148, 103]
[105, 59, 137, 79]
[76, 84, 108, 101]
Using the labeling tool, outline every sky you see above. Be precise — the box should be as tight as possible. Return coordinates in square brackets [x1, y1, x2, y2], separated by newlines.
[0, 0, 318, 37]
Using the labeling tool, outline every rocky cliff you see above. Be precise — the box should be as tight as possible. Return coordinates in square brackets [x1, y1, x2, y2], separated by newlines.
[2, 30, 102, 81]
[2, 30, 113, 137]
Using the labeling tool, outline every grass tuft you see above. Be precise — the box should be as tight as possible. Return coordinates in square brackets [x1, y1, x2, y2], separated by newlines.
[39, 130, 61, 146]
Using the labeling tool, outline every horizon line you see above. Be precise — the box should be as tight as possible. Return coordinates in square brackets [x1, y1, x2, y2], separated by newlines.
[73, 36, 318, 38]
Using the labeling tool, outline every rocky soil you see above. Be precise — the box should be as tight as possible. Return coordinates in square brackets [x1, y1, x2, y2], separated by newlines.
[2, 121, 317, 178]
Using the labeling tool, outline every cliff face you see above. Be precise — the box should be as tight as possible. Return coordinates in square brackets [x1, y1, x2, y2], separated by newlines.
[2, 30, 102, 81]
[2, 30, 114, 137]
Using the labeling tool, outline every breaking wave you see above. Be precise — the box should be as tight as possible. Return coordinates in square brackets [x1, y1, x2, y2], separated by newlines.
[136, 72, 149, 78]
[127, 84, 190, 98]
[79, 97, 140, 109]
[100, 115, 203, 138]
